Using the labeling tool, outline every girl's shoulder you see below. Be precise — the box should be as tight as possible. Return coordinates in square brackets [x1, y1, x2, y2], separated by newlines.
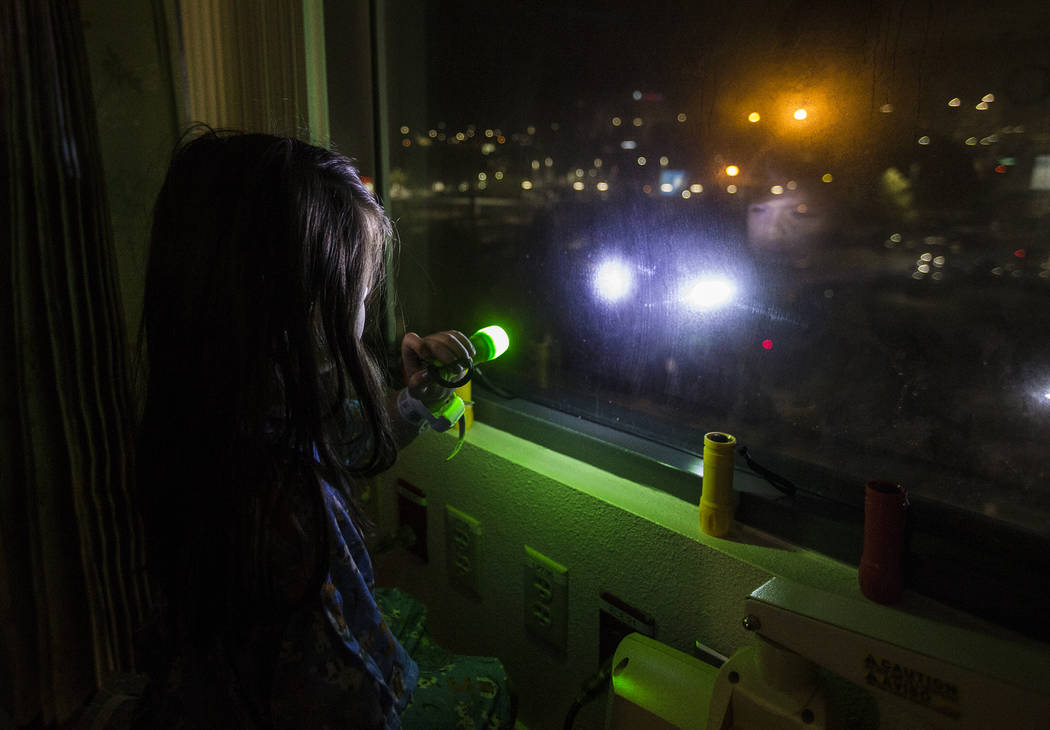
[269, 481, 323, 605]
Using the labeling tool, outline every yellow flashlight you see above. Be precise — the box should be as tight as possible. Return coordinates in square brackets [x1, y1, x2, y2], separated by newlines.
[699, 432, 737, 537]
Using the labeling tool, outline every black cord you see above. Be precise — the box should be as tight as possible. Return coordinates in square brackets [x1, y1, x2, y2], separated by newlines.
[563, 658, 614, 730]
[563, 700, 584, 730]
[738, 445, 798, 497]
[471, 366, 518, 400]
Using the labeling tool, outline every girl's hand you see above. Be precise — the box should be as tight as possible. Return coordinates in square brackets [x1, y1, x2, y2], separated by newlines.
[401, 331, 475, 408]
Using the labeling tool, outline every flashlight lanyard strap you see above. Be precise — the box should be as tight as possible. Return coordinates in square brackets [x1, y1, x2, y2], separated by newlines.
[426, 359, 474, 389]
[396, 388, 464, 433]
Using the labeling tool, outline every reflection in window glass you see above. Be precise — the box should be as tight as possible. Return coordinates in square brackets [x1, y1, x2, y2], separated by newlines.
[382, 1, 1050, 536]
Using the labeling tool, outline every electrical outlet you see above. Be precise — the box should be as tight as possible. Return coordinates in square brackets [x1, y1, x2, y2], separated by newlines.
[445, 505, 481, 596]
[523, 545, 569, 653]
[397, 479, 428, 562]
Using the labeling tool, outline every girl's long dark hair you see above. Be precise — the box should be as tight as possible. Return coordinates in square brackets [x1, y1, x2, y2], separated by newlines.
[136, 129, 396, 725]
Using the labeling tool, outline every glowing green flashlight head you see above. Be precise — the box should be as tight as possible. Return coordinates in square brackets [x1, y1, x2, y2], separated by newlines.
[470, 325, 510, 364]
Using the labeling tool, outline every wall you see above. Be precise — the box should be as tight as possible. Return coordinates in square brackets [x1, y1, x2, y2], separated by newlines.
[80, 0, 180, 344]
[324, 0, 378, 175]
[374, 422, 1049, 730]
[375, 424, 767, 730]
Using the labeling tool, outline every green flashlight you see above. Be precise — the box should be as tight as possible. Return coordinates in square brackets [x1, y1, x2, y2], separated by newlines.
[428, 324, 510, 388]
[424, 324, 510, 460]
[470, 325, 510, 364]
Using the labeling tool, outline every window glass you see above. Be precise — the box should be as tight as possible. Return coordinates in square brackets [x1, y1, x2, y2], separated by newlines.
[382, 0, 1050, 537]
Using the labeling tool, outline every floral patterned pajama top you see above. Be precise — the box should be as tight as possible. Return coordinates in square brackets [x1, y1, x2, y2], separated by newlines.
[271, 481, 419, 729]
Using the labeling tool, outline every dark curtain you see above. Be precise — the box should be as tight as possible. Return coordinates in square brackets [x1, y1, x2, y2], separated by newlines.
[1, 0, 148, 725]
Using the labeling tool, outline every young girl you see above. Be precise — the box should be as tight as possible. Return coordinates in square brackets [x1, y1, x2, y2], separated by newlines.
[135, 129, 501, 728]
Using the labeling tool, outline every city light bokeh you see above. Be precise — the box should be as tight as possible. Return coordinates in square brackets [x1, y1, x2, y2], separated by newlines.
[682, 278, 736, 310]
[593, 258, 634, 302]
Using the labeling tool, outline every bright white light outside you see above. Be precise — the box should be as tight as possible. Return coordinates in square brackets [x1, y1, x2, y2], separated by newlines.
[594, 259, 634, 302]
[684, 278, 736, 310]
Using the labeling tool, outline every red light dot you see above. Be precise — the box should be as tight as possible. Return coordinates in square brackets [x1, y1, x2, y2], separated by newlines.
[994, 164, 1007, 174]
[761, 339, 773, 350]
[1014, 249, 1027, 258]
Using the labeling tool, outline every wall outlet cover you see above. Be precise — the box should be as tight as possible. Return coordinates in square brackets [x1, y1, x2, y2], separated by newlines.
[445, 504, 482, 597]
[523, 545, 569, 654]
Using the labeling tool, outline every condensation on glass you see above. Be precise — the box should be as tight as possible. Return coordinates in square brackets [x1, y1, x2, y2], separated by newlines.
[380, 0, 1050, 536]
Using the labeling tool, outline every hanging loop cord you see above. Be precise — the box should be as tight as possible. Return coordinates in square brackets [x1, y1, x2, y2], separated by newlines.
[426, 358, 475, 389]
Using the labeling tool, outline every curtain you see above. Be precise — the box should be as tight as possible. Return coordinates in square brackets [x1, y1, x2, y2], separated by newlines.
[1, 0, 148, 725]
[176, 0, 329, 144]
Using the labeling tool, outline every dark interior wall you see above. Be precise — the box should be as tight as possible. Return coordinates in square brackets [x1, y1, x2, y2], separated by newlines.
[80, 0, 180, 345]
[324, 0, 377, 175]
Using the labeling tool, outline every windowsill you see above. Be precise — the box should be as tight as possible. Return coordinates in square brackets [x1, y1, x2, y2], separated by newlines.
[467, 393, 1050, 647]
[473, 394, 867, 563]
[456, 414, 843, 593]
[434, 417, 1050, 696]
